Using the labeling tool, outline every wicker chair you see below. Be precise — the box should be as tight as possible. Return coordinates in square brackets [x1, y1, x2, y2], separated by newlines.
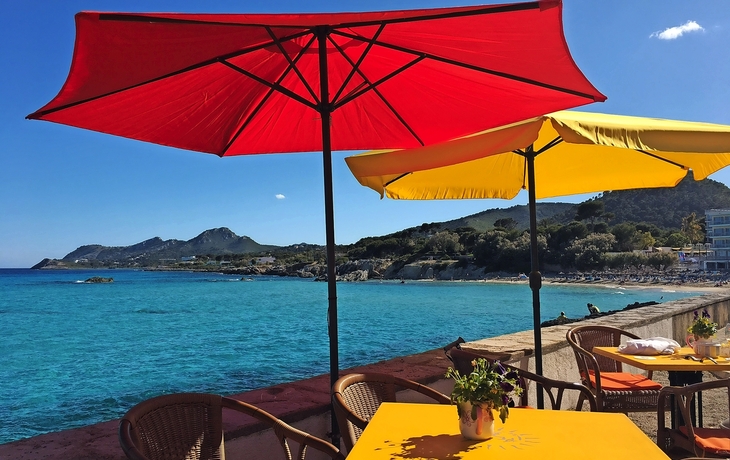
[566, 325, 664, 413]
[119, 392, 344, 460]
[331, 373, 451, 453]
[446, 345, 597, 411]
[657, 379, 730, 458]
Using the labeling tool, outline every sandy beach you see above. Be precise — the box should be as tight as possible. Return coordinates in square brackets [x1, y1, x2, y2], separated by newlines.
[483, 275, 730, 294]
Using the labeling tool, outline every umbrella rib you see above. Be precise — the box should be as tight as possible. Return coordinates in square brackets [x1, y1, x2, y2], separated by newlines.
[219, 60, 317, 110]
[220, 38, 317, 155]
[637, 150, 688, 169]
[265, 26, 320, 105]
[328, 36, 425, 146]
[384, 172, 412, 187]
[334, 29, 601, 101]
[535, 137, 563, 154]
[333, 56, 425, 110]
[27, 28, 315, 119]
[330, 24, 385, 105]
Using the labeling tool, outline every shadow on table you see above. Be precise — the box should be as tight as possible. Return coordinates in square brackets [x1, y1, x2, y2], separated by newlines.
[384, 433, 480, 459]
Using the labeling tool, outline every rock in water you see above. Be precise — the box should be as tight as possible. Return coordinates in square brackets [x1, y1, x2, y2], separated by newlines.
[85, 277, 113, 283]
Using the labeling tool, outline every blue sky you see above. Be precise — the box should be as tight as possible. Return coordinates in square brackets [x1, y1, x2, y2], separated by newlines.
[1, 1, 729, 268]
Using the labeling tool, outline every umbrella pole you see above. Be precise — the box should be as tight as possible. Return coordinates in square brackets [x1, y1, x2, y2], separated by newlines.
[526, 146, 544, 409]
[317, 26, 341, 446]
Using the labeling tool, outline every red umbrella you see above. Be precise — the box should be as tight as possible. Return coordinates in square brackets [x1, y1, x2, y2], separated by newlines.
[27, 0, 605, 428]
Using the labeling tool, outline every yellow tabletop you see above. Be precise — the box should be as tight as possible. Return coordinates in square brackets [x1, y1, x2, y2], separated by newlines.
[346, 403, 669, 460]
[593, 346, 730, 371]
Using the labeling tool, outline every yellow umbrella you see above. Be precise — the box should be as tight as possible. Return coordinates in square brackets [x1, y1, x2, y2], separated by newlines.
[345, 110, 730, 405]
[347, 111, 730, 200]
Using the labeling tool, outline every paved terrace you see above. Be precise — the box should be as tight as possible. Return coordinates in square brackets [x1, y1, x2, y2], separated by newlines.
[2, 292, 728, 459]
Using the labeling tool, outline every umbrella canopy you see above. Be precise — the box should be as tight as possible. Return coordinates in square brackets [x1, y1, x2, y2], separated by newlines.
[27, 1, 605, 434]
[346, 111, 730, 199]
[346, 110, 730, 405]
[27, 2, 604, 154]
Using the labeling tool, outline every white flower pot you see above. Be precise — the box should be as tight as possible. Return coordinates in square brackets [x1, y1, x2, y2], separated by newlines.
[457, 401, 495, 440]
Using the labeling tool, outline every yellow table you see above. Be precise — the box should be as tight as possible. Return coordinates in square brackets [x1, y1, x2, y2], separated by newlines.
[346, 402, 670, 459]
[593, 346, 730, 428]
[593, 346, 730, 371]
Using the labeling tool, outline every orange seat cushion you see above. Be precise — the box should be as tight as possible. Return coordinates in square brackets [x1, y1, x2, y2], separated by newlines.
[679, 426, 730, 454]
[588, 371, 662, 391]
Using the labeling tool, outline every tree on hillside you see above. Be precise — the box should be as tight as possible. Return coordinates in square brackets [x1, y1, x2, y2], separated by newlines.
[635, 231, 656, 250]
[428, 231, 462, 255]
[681, 212, 703, 245]
[563, 233, 616, 270]
[665, 232, 689, 248]
[457, 229, 481, 252]
[575, 201, 604, 231]
[419, 222, 442, 234]
[494, 217, 518, 230]
[473, 230, 510, 270]
[610, 222, 637, 252]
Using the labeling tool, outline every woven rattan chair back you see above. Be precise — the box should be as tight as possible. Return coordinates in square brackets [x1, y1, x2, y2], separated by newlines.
[119, 393, 344, 460]
[332, 373, 451, 453]
[445, 345, 597, 411]
[120, 393, 224, 460]
[566, 325, 664, 413]
[567, 325, 639, 374]
[657, 379, 730, 457]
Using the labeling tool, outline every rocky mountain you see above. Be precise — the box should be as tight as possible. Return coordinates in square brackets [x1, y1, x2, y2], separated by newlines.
[56, 227, 277, 264]
[32, 175, 730, 270]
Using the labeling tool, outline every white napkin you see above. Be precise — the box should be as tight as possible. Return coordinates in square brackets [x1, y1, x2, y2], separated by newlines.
[617, 337, 681, 355]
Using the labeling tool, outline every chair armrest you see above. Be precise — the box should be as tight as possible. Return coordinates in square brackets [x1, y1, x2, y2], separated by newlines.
[515, 367, 598, 411]
[331, 390, 369, 430]
[118, 419, 147, 460]
[570, 342, 605, 392]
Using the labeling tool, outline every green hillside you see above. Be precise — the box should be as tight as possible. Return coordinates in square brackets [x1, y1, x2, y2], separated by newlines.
[439, 203, 577, 232]
[547, 174, 730, 229]
[599, 174, 730, 228]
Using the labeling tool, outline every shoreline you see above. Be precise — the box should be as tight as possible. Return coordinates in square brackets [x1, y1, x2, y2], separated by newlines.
[484, 277, 729, 293]
[20, 265, 730, 294]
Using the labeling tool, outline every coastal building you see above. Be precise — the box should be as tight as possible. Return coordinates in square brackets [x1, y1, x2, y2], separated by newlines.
[704, 209, 730, 271]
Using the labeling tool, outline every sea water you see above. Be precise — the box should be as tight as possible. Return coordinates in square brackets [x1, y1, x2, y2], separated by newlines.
[0, 268, 702, 444]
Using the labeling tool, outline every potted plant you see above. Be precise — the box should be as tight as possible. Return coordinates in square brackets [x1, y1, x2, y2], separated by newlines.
[688, 309, 718, 340]
[445, 358, 522, 440]
[687, 309, 720, 357]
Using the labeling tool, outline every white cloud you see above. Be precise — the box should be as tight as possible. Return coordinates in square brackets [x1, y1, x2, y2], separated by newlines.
[275, 194, 286, 200]
[650, 20, 704, 40]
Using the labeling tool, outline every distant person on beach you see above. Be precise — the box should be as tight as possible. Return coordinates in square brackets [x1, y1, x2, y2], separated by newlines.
[587, 303, 600, 315]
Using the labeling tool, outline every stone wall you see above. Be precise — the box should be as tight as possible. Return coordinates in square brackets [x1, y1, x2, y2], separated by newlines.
[2, 292, 728, 459]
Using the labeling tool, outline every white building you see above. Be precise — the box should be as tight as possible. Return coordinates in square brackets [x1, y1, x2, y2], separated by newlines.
[704, 209, 730, 270]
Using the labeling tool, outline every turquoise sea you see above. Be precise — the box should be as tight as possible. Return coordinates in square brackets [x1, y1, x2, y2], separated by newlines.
[0, 268, 704, 444]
